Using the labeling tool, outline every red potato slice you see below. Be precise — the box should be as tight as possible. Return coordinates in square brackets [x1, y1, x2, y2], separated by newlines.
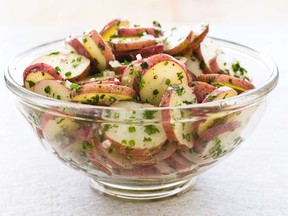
[198, 74, 255, 92]
[160, 84, 197, 148]
[165, 152, 192, 170]
[101, 101, 161, 122]
[154, 161, 175, 175]
[41, 117, 80, 140]
[109, 37, 157, 51]
[113, 44, 164, 62]
[191, 81, 216, 103]
[163, 25, 193, 55]
[185, 55, 205, 78]
[100, 18, 130, 41]
[23, 63, 63, 91]
[182, 24, 209, 55]
[72, 82, 136, 106]
[202, 86, 238, 103]
[138, 54, 189, 105]
[33, 79, 73, 101]
[80, 30, 115, 72]
[86, 148, 112, 176]
[101, 122, 167, 158]
[209, 54, 251, 80]
[32, 52, 90, 82]
[193, 121, 241, 153]
[121, 59, 144, 90]
[118, 27, 162, 37]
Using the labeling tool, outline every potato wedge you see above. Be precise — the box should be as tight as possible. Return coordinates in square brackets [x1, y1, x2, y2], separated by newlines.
[32, 52, 90, 82]
[23, 63, 63, 91]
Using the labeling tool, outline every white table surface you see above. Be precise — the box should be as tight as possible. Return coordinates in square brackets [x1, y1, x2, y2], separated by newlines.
[1, 7, 288, 216]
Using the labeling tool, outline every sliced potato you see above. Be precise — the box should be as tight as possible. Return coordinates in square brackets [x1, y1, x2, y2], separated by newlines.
[23, 63, 63, 91]
[32, 52, 90, 82]
[191, 81, 216, 103]
[118, 27, 162, 37]
[34, 79, 72, 101]
[139, 54, 189, 105]
[109, 37, 157, 51]
[163, 25, 193, 55]
[72, 82, 136, 105]
[100, 18, 130, 41]
[202, 86, 238, 103]
[160, 84, 197, 148]
[198, 74, 255, 92]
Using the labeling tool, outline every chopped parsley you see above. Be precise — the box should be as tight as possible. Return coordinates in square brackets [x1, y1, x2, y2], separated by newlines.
[175, 86, 185, 96]
[26, 80, 35, 88]
[98, 44, 105, 51]
[153, 89, 159, 96]
[49, 51, 60, 55]
[65, 71, 72, 77]
[164, 61, 169, 66]
[44, 86, 51, 94]
[129, 139, 136, 147]
[143, 110, 157, 119]
[165, 79, 171, 86]
[143, 137, 152, 142]
[144, 125, 160, 135]
[140, 61, 149, 69]
[199, 60, 206, 70]
[128, 126, 136, 133]
[207, 77, 216, 84]
[83, 38, 88, 43]
[209, 137, 222, 158]
[70, 83, 82, 92]
[177, 72, 184, 83]
[80, 141, 92, 152]
[152, 20, 162, 28]
[55, 66, 61, 72]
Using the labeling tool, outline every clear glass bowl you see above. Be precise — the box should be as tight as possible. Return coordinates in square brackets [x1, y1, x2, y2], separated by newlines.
[4, 37, 278, 200]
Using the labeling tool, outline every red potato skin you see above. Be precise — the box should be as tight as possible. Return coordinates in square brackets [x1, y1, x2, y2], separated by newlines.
[113, 44, 164, 62]
[86, 149, 112, 176]
[23, 63, 63, 82]
[208, 56, 221, 73]
[191, 81, 216, 103]
[89, 29, 115, 68]
[118, 27, 162, 37]
[193, 121, 241, 153]
[67, 37, 93, 61]
[165, 152, 192, 170]
[182, 24, 209, 56]
[110, 38, 157, 51]
[74, 82, 136, 98]
[198, 74, 255, 90]
[100, 18, 129, 37]
[202, 86, 238, 103]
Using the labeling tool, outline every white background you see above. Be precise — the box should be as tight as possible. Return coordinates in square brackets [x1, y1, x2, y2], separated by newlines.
[0, 0, 287, 215]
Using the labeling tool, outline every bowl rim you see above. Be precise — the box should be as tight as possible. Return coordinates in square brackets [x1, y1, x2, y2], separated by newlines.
[4, 36, 279, 112]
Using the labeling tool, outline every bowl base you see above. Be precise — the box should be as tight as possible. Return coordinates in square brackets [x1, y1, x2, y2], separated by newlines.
[90, 177, 196, 200]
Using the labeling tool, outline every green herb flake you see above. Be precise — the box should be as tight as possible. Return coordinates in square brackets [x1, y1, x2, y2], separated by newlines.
[98, 43, 105, 51]
[175, 86, 185, 96]
[207, 77, 215, 84]
[57, 95, 61, 100]
[44, 86, 51, 94]
[144, 125, 160, 135]
[49, 51, 60, 55]
[143, 110, 157, 119]
[140, 61, 149, 70]
[76, 57, 82, 62]
[152, 20, 162, 28]
[55, 66, 61, 72]
[164, 61, 169, 66]
[83, 38, 88, 43]
[199, 60, 206, 70]
[80, 141, 92, 152]
[65, 71, 72, 77]
[26, 80, 35, 88]
[70, 83, 82, 93]
[129, 139, 136, 147]
[209, 137, 222, 158]
[165, 79, 171, 86]
[143, 137, 152, 142]
[128, 126, 136, 133]
[103, 124, 111, 132]
[153, 89, 159, 96]
[177, 72, 184, 83]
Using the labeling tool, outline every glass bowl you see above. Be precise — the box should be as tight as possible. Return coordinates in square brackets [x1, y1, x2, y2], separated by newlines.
[4, 37, 278, 200]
